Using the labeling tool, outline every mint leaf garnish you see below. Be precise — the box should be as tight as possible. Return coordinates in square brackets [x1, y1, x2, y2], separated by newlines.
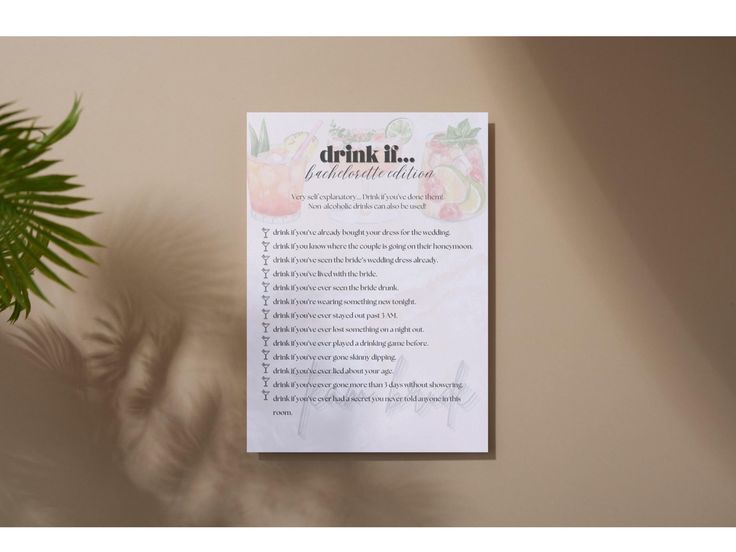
[439, 118, 482, 148]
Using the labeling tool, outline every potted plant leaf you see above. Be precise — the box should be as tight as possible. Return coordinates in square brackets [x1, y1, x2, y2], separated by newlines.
[0, 97, 100, 322]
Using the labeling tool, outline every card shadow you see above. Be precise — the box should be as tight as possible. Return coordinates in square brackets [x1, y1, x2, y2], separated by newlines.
[256, 124, 496, 462]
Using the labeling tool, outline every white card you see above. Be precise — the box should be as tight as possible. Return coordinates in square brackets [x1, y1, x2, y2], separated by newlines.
[247, 113, 490, 453]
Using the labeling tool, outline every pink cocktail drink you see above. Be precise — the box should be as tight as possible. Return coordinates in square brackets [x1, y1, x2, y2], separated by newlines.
[247, 132, 317, 222]
[419, 125, 486, 222]
[248, 151, 306, 220]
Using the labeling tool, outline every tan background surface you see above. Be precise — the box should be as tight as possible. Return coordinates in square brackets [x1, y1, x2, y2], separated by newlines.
[1, 38, 735, 525]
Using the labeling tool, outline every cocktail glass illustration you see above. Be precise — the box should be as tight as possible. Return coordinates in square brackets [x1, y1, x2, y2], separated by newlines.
[247, 121, 318, 223]
[328, 117, 413, 224]
[419, 119, 486, 221]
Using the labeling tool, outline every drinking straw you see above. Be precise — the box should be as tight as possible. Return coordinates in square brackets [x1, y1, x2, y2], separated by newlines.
[291, 121, 322, 162]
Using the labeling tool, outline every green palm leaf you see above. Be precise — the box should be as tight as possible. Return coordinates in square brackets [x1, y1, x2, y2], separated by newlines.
[0, 97, 101, 322]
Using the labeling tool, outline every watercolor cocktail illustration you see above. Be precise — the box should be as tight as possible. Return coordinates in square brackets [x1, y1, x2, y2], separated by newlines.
[419, 119, 486, 221]
[328, 117, 413, 173]
[247, 120, 318, 223]
[328, 117, 413, 224]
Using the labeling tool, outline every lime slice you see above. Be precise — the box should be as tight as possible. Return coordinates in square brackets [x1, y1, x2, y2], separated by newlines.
[459, 180, 485, 214]
[385, 118, 413, 144]
[434, 165, 469, 203]
[284, 132, 310, 153]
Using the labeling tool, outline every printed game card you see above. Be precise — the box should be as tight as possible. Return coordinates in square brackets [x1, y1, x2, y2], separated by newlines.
[247, 113, 490, 452]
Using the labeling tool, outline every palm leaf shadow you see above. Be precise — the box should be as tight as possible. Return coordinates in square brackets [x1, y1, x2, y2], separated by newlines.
[125, 316, 183, 419]
[0, 330, 161, 525]
[12, 318, 86, 391]
[81, 293, 229, 521]
[84, 295, 188, 458]
[92, 205, 238, 318]
[85, 295, 145, 394]
[156, 388, 224, 497]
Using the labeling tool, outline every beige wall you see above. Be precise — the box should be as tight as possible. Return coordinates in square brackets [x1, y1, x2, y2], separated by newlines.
[1, 38, 735, 526]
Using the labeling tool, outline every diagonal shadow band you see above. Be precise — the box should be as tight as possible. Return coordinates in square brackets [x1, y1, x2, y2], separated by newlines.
[2, 201, 441, 526]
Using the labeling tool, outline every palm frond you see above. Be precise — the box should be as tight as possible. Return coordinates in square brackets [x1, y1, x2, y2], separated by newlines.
[0, 97, 101, 323]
